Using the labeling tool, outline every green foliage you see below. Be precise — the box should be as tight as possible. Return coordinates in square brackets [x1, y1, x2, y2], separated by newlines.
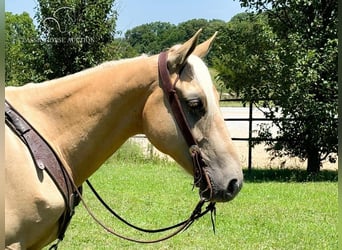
[35, 0, 118, 79]
[5, 12, 45, 86]
[125, 22, 180, 55]
[125, 19, 226, 65]
[102, 38, 138, 59]
[214, 13, 274, 96]
[5, 1, 136, 85]
[215, 1, 338, 172]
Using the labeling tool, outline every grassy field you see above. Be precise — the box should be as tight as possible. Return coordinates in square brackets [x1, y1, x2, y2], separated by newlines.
[47, 142, 338, 250]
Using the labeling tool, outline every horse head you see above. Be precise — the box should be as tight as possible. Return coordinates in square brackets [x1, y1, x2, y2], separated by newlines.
[5, 28, 244, 249]
[143, 30, 243, 202]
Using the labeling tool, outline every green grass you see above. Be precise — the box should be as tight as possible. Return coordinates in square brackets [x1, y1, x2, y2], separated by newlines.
[46, 142, 338, 250]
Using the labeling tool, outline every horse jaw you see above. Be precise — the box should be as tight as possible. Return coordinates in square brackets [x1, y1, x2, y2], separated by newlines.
[143, 31, 243, 202]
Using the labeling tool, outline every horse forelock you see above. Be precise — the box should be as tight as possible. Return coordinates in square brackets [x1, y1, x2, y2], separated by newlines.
[187, 55, 217, 117]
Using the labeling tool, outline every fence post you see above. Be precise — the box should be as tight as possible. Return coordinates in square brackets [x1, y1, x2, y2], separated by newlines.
[248, 101, 253, 171]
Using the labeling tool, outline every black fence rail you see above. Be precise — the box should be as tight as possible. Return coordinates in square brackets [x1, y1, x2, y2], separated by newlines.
[132, 99, 278, 170]
[133, 98, 336, 171]
[221, 98, 338, 171]
[221, 98, 276, 171]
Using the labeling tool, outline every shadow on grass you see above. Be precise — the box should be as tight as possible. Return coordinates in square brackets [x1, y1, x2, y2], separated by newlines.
[109, 141, 338, 183]
[243, 168, 338, 182]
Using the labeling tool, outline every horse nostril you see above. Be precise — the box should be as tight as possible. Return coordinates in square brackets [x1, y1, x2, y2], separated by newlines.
[227, 179, 239, 194]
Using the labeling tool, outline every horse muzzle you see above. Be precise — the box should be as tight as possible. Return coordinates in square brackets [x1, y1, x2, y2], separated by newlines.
[198, 171, 243, 203]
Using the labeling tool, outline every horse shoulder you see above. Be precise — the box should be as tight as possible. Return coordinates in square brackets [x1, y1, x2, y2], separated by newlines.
[5, 126, 65, 249]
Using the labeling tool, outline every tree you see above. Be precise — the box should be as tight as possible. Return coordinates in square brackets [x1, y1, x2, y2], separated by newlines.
[214, 13, 274, 96]
[177, 19, 226, 66]
[125, 19, 226, 65]
[102, 38, 138, 59]
[124, 22, 180, 55]
[5, 12, 45, 86]
[35, 0, 118, 79]
[217, 1, 337, 172]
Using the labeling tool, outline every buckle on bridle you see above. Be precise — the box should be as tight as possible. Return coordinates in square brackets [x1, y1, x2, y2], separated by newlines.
[189, 145, 200, 156]
[189, 145, 203, 188]
[189, 144, 213, 201]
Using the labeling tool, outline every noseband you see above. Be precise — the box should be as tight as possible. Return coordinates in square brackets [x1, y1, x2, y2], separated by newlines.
[158, 51, 213, 200]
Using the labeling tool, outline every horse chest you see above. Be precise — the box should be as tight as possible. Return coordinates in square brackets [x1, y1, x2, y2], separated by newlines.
[5, 126, 65, 248]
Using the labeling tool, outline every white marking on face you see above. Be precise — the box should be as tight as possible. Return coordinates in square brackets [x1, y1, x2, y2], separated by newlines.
[187, 55, 218, 118]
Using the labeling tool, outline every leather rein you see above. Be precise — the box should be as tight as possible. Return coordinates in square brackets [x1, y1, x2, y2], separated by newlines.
[5, 50, 217, 247]
[75, 52, 216, 243]
[77, 51, 217, 243]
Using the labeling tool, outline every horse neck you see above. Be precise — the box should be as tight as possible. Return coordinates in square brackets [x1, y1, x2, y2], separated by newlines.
[7, 56, 158, 185]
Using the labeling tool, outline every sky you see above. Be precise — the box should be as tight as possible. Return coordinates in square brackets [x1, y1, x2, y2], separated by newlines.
[5, 0, 246, 33]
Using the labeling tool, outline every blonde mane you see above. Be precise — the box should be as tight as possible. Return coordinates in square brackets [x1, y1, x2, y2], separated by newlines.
[64, 55, 149, 80]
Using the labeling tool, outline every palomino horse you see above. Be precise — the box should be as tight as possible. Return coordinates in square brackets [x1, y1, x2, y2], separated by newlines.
[5, 30, 243, 249]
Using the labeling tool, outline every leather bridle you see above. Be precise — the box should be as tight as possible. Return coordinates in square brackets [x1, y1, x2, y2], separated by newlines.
[6, 49, 218, 248]
[158, 51, 214, 200]
[74, 51, 217, 244]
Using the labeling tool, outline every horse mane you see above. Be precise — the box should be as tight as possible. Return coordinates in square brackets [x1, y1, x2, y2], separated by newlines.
[43, 55, 149, 85]
[96, 54, 149, 69]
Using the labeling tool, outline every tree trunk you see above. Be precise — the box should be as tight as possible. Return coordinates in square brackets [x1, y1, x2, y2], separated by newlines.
[307, 147, 321, 173]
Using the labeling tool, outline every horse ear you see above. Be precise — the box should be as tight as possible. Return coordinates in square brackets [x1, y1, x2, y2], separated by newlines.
[193, 31, 218, 58]
[167, 29, 202, 73]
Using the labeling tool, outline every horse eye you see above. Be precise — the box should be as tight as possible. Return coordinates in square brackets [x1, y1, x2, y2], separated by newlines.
[187, 99, 203, 109]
